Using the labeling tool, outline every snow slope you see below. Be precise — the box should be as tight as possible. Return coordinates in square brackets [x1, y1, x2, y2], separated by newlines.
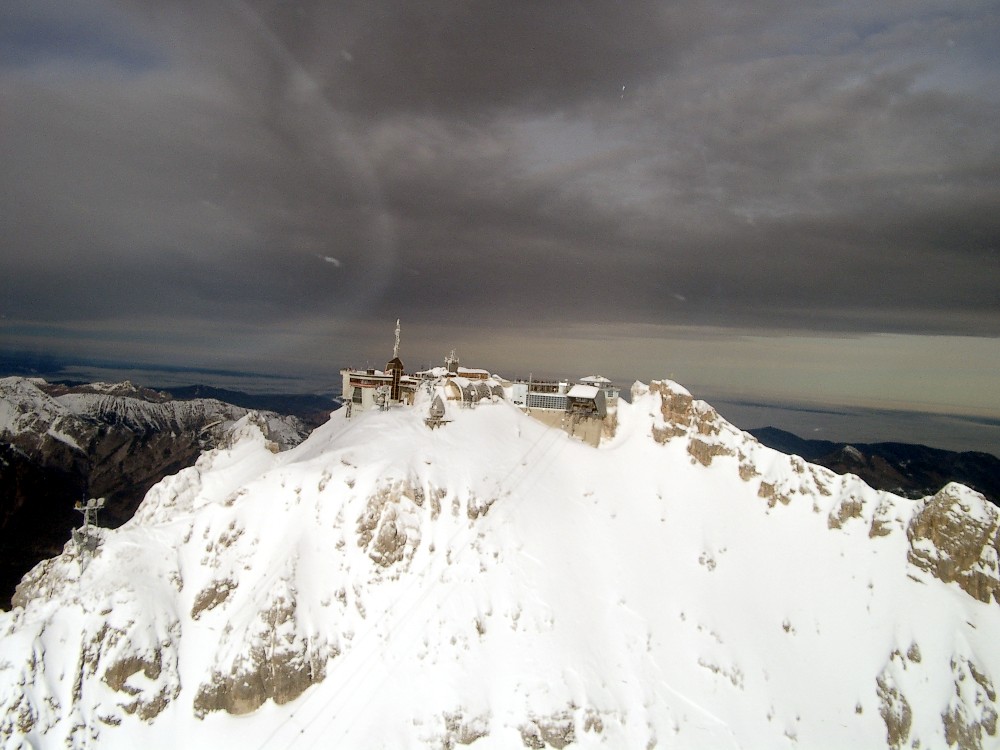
[1, 379, 998, 749]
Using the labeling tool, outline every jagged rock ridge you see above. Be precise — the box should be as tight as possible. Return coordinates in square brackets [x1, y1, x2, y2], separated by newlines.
[1, 379, 998, 749]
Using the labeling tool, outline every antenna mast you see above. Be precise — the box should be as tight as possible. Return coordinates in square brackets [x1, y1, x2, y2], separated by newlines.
[393, 318, 401, 359]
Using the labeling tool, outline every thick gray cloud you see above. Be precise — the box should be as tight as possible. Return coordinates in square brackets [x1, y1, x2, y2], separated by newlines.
[2, 1, 998, 415]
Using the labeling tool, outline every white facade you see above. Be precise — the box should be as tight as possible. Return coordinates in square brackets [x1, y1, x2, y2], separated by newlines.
[340, 368, 416, 413]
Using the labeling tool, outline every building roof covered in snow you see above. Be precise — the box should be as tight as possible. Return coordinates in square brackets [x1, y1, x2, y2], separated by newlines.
[567, 384, 600, 399]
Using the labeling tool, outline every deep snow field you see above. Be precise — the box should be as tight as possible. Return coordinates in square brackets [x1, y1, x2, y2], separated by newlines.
[2, 380, 998, 749]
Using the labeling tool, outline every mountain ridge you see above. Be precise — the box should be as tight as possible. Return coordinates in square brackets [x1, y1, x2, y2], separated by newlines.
[749, 425, 1000, 505]
[0, 376, 311, 610]
[2, 378, 998, 748]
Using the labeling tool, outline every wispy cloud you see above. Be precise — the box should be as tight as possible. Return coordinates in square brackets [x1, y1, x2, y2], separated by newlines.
[1, 0, 998, 447]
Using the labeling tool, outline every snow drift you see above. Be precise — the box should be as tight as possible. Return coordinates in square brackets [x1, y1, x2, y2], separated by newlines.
[1, 379, 998, 749]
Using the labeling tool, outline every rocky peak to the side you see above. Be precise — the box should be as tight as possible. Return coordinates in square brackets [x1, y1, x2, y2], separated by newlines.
[638, 379, 834, 500]
[834, 444, 866, 464]
[907, 483, 1000, 606]
[639, 380, 1000, 609]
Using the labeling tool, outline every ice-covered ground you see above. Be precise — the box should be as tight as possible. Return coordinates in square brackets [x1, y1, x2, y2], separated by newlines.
[2, 379, 998, 749]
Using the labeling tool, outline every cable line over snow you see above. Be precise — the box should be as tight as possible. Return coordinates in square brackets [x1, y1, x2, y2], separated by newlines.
[252, 409, 573, 750]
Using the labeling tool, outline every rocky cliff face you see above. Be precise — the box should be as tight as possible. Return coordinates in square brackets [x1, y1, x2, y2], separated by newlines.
[1, 379, 998, 749]
[907, 483, 1000, 606]
[0, 377, 311, 609]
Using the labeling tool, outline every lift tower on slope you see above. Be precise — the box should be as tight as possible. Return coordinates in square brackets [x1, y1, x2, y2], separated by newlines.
[72, 496, 105, 564]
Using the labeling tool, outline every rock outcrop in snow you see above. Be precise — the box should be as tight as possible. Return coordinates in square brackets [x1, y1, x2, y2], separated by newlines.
[907, 483, 1000, 605]
[1, 379, 998, 749]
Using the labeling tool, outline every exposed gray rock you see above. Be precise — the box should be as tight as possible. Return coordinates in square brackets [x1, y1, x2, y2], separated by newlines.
[907, 484, 1000, 605]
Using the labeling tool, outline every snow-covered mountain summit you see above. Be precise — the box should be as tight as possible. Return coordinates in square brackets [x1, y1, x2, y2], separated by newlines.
[0, 376, 307, 451]
[2, 379, 998, 749]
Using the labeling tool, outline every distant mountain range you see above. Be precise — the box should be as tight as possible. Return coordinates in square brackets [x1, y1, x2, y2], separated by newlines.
[0, 377, 327, 609]
[749, 426, 999, 506]
[153, 384, 340, 428]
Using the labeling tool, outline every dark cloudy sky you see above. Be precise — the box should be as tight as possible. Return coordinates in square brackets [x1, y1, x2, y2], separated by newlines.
[2, 1, 999, 449]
